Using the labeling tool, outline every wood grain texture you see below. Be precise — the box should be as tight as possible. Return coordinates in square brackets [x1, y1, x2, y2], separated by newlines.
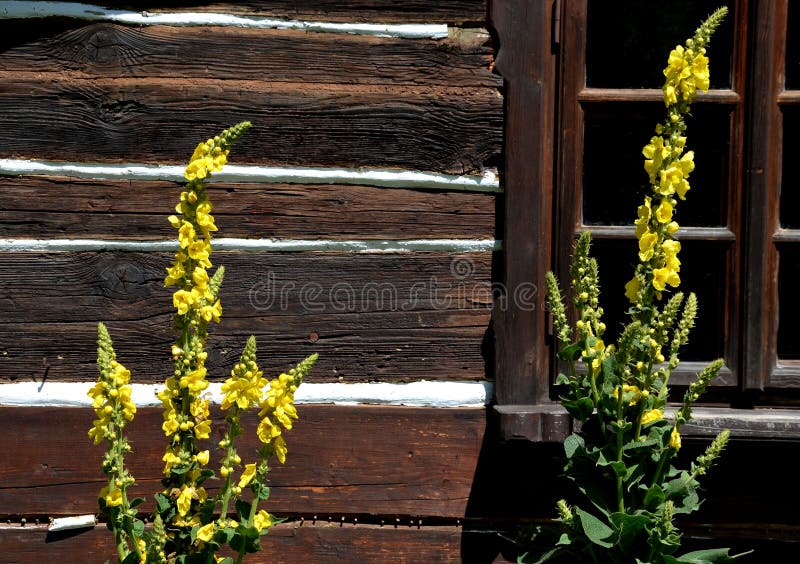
[0, 405, 486, 518]
[0, 523, 474, 563]
[0, 176, 497, 240]
[0, 77, 502, 174]
[491, 0, 556, 408]
[3, 522, 797, 563]
[0, 21, 499, 88]
[0, 252, 493, 383]
[62, 1, 488, 24]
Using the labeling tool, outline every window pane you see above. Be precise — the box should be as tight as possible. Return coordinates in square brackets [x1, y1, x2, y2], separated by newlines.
[586, 0, 734, 89]
[778, 244, 800, 360]
[781, 109, 800, 228]
[583, 103, 730, 227]
[589, 238, 726, 363]
[787, 0, 800, 89]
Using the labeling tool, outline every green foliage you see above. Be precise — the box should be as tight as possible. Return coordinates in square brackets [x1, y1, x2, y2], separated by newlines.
[525, 8, 750, 564]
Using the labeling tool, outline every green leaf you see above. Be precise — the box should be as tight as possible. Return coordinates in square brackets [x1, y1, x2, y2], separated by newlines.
[154, 493, 172, 514]
[555, 372, 570, 386]
[558, 343, 583, 362]
[257, 485, 271, 501]
[610, 512, 649, 552]
[643, 484, 665, 511]
[562, 397, 594, 421]
[230, 524, 261, 554]
[132, 518, 145, 537]
[575, 508, 614, 548]
[608, 460, 629, 480]
[128, 497, 146, 509]
[672, 548, 744, 563]
[564, 434, 585, 459]
[236, 499, 252, 522]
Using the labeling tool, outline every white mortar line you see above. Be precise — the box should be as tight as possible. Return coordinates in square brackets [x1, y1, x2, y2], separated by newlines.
[0, 238, 501, 253]
[0, 159, 501, 193]
[0, 380, 492, 408]
[0, 1, 449, 38]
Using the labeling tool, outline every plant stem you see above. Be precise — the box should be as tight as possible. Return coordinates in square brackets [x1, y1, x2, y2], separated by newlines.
[615, 387, 625, 514]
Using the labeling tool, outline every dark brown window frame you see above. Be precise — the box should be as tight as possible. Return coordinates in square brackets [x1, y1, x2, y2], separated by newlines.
[490, 0, 800, 442]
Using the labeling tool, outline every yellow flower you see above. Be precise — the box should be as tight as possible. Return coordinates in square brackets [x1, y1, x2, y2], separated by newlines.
[274, 436, 288, 464]
[196, 450, 210, 466]
[655, 200, 673, 223]
[625, 277, 641, 303]
[178, 221, 195, 249]
[652, 267, 680, 291]
[163, 450, 182, 474]
[177, 486, 195, 516]
[638, 231, 658, 262]
[643, 138, 670, 183]
[194, 418, 212, 439]
[165, 262, 185, 286]
[102, 487, 123, 507]
[253, 510, 272, 532]
[192, 267, 209, 289]
[173, 289, 196, 315]
[238, 463, 257, 489]
[179, 366, 209, 393]
[640, 409, 663, 425]
[196, 522, 215, 543]
[257, 416, 281, 444]
[669, 426, 682, 450]
[196, 202, 218, 232]
[667, 221, 680, 234]
[188, 240, 211, 267]
[634, 196, 652, 239]
[613, 384, 642, 406]
[201, 300, 222, 323]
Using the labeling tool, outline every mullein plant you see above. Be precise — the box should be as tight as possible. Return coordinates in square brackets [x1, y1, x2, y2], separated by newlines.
[524, 8, 748, 563]
[88, 122, 318, 563]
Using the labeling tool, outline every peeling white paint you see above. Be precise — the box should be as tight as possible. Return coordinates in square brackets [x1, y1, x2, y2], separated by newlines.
[0, 1, 448, 38]
[48, 515, 97, 532]
[0, 380, 492, 408]
[0, 159, 501, 193]
[0, 237, 500, 253]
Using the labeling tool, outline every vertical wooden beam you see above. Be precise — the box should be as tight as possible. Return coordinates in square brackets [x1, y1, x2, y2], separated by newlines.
[491, 0, 568, 440]
[744, 0, 784, 391]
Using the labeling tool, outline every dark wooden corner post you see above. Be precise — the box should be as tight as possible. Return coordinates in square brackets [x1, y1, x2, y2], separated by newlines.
[491, 0, 570, 441]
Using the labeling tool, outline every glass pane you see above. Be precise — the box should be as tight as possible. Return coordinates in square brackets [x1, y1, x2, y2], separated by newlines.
[586, 0, 734, 89]
[781, 109, 800, 228]
[583, 103, 730, 227]
[778, 245, 800, 360]
[589, 238, 726, 362]
[787, 1, 800, 89]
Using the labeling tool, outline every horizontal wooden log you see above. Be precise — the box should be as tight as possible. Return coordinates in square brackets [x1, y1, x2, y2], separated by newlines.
[0, 406, 486, 518]
[0, 22, 499, 88]
[2, 521, 797, 563]
[0, 176, 497, 240]
[0, 77, 502, 174]
[0, 251, 493, 383]
[0, 523, 476, 563]
[57, 1, 488, 24]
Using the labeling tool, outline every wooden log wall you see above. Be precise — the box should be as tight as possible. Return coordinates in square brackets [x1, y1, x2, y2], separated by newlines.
[0, 1, 505, 561]
[0, 1, 798, 561]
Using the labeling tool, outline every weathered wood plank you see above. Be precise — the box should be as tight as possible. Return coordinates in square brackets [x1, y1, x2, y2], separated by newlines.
[0, 176, 497, 240]
[0, 22, 498, 88]
[0, 406, 486, 518]
[0, 78, 502, 174]
[0, 523, 473, 563]
[57, 1, 488, 24]
[2, 521, 796, 563]
[0, 252, 493, 383]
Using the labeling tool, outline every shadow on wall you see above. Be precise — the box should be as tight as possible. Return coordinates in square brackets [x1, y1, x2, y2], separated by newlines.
[460, 423, 800, 562]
